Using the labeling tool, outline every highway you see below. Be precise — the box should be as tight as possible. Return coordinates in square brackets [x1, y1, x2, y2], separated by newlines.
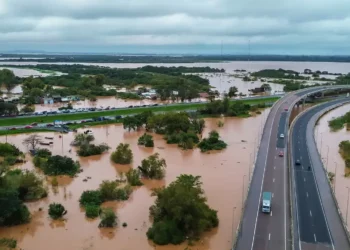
[291, 98, 350, 250]
[235, 85, 350, 250]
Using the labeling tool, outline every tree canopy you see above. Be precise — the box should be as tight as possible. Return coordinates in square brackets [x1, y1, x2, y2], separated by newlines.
[147, 175, 218, 245]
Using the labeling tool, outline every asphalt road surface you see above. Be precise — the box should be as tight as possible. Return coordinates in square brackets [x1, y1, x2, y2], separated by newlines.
[291, 98, 350, 250]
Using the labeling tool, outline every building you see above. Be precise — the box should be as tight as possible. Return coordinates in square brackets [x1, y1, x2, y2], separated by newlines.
[43, 97, 54, 105]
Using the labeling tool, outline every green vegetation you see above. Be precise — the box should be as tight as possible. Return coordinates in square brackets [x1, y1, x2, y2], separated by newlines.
[165, 131, 199, 150]
[111, 143, 133, 164]
[85, 205, 101, 218]
[228, 86, 238, 97]
[200, 98, 255, 117]
[0, 97, 279, 128]
[138, 153, 167, 179]
[126, 169, 143, 186]
[99, 208, 117, 228]
[77, 143, 110, 157]
[138, 133, 154, 147]
[79, 190, 102, 207]
[116, 92, 142, 100]
[0, 238, 17, 249]
[0, 102, 18, 116]
[48, 203, 67, 219]
[329, 111, 350, 131]
[198, 131, 227, 152]
[33, 154, 80, 176]
[147, 175, 218, 245]
[0, 69, 18, 92]
[0, 142, 21, 157]
[252, 69, 307, 80]
[339, 141, 350, 169]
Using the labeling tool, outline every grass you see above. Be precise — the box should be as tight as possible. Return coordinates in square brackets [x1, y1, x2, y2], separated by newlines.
[0, 128, 52, 136]
[0, 97, 279, 127]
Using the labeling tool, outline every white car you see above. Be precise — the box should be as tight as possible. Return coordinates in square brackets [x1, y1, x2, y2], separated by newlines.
[280, 134, 285, 138]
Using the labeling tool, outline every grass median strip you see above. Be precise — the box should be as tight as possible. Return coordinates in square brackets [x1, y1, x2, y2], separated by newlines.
[0, 97, 279, 127]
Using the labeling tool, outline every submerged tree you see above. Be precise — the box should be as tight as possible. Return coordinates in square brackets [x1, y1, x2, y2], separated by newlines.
[110, 143, 133, 164]
[22, 134, 43, 151]
[147, 175, 218, 245]
[138, 153, 166, 180]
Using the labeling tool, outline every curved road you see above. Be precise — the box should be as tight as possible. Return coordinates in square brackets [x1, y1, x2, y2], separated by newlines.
[291, 98, 350, 250]
[235, 85, 350, 250]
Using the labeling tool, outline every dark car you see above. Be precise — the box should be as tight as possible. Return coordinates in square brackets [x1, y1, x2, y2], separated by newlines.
[152, 104, 159, 106]
[128, 105, 134, 108]
[115, 115, 122, 120]
[295, 159, 301, 165]
[46, 123, 54, 127]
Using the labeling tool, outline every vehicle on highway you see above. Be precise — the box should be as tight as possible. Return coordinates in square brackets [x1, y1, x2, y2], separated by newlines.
[10, 127, 17, 130]
[261, 191, 272, 213]
[284, 107, 288, 111]
[46, 123, 54, 127]
[295, 159, 301, 165]
[278, 151, 284, 157]
[24, 125, 33, 129]
[280, 133, 285, 138]
[31, 122, 38, 126]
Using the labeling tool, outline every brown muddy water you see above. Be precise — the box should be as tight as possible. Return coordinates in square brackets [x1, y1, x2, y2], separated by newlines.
[315, 104, 350, 226]
[0, 111, 269, 250]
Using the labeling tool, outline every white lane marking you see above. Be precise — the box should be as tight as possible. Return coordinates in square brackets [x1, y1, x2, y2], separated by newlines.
[273, 178, 275, 183]
[310, 210, 312, 217]
[314, 233, 317, 242]
[270, 211, 273, 217]
[269, 233, 271, 241]
[275, 156, 276, 159]
[274, 166, 276, 170]
[304, 178, 306, 182]
[272, 193, 274, 198]
[306, 192, 309, 198]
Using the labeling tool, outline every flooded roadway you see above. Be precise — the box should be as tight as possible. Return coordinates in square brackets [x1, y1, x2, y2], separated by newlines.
[0, 111, 268, 250]
[315, 104, 350, 227]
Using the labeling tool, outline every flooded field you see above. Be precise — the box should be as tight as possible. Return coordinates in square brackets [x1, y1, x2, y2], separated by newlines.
[0, 111, 268, 250]
[315, 104, 350, 226]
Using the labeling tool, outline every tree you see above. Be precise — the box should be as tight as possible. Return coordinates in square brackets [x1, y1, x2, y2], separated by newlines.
[198, 130, 227, 152]
[228, 86, 238, 98]
[126, 169, 143, 186]
[0, 69, 17, 92]
[138, 133, 154, 147]
[138, 153, 166, 179]
[99, 181, 119, 201]
[191, 118, 205, 134]
[48, 203, 67, 219]
[85, 205, 100, 218]
[42, 155, 80, 176]
[147, 175, 218, 245]
[22, 134, 42, 151]
[79, 190, 102, 207]
[111, 143, 133, 164]
[99, 208, 117, 228]
[123, 116, 143, 131]
[261, 83, 271, 91]
[0, 103, 18, 116]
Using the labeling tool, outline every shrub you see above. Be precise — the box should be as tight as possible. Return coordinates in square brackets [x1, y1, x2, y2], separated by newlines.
[79, 190, 102, 207]
[35, 148, 52, 158]
[126, 169, 143, 186]
[42, 155, 80, 176]
[0, 238, 17, 249]
[99, 181, 119, 201]
[72, 133, 95, 147]
[3, 155, 18, 166]
[115, 185, 132, 201]
[85, 205, 100, 218]
[147, 175, 218, 245]
[99, 208, 117, 228]
[198, 130, 227, 152]
[0, 143, 21, 157]
[138, 153, 166, 179]
[138, 133, 154, 147]
[111, 143, 133, 164]
[2, 204, 30, 226]
[51, 177, 58, 187]
[48, 203, 67, 219]
[4, 169, 47, 201]
[165, 131, 199, 149]
[77, 143, 110, 157]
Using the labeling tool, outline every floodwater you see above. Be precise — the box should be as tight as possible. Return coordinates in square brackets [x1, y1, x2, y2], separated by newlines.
[0, 111, 268, 250]
[315, 104, 350, 226]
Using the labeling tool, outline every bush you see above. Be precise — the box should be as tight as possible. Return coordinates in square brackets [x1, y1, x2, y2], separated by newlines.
[111, 143, 133, 164]
[4, 169, 47, 201]
[138, 153, 166, 179]
[85, 205, 100, 218]
[41, 155, 80, 176]
[126, 169, 143, 186]
[0, 238, 17, 249]
[198, 130, 227, 152]
[138, 133, 154, 147]
[51, 177, 58, 187]
[71, 133, 95, 147]
[99, 181, 119, 201]
[48, 203, 67, 219]
[77, 143, 110, 157]
[115, 185, 132, 201]
[0, 143, 21, 157]
[2, 204, 30, 226]
[79, 190, 102, 207]
[99, 208, 117, 228]
[165, 131, 199, 149]
[35, 148, 52, 158]
[147, 175, 218, 245]
[3, 155, 18, 166]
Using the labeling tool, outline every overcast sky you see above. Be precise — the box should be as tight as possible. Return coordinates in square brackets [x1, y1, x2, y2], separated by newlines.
[1, 0, 350, 55]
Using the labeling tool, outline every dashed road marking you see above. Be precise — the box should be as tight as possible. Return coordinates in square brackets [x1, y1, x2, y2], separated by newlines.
[269, 233, 271, 241]
[306, 192, 309, 198]
[273, 178, 275, 183]
[272, 193, 274, 198]
[304, 178, 306, 182]
[310, 210, 313, 217]
[270, 211, 273, 217]
[314, 234, 317, 242]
